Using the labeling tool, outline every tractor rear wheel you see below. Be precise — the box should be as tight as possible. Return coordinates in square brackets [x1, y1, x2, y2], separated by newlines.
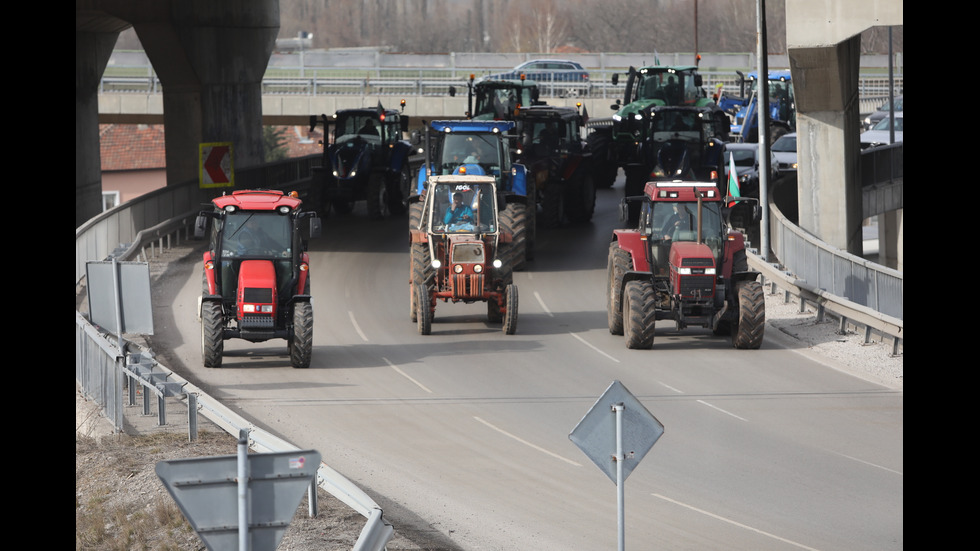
[416, 284, 432, 335]
[290, 301, 314, 368]
[201, 300, 224, 367]
[607, 243, 631, 335]
[367, 174, 391, 219]
[499, 202, 529, 270]
[732, 281, 765, 349]
[587, 131, 618, 189]
[624, 280, 656, 349]
[502, 284, 519, 335]
[539, 182, 564, 229]
[565, 171, 596, 224]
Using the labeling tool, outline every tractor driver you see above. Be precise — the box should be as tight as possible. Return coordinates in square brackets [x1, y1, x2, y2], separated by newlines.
[660, 203, 691, 240]
[444, 192, 474, 226]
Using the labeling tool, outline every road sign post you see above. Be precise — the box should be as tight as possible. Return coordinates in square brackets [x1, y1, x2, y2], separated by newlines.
[156, 429, 321, 551]
[570, 380, 665, 551]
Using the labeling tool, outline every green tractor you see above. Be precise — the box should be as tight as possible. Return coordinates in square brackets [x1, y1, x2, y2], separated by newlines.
[586, 65, 730, 194]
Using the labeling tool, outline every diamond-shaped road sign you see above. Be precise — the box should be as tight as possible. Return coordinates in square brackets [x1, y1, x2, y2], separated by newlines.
[569, 380, 664, 483]
[156, 449, 320, 551]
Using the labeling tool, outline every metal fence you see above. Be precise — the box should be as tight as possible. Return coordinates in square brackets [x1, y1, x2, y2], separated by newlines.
[101, 49, 904, 106]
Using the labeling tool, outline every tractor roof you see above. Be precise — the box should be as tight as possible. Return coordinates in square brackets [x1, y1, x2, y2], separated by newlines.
[475, 78, 539, 88]
[644, 181, 722, 202]
[517, 105, 581, 119]
[637, 65, 699, 73]
[430, 120, 515, 133]
[211, 189, 303, 212]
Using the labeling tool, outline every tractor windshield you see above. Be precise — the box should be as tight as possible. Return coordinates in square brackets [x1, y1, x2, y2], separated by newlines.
[335, 113, 383, 144]
[438, 133, 506, 177]
[473, 84, 535, 120]
[636, 69, 699, 106]
[430, 182, 497, 234]
[220, 212, 293, 258]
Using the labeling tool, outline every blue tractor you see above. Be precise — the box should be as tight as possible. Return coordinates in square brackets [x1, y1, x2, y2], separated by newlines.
[718, 70, 796, 144]
[309, 102, 415, 218]
[408, 120, 533, 269]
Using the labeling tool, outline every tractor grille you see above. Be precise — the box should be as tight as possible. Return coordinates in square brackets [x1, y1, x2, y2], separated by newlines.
[682, 258, 714, 267]
[679, 275, 715, 299]
[240, 314, 274, 330]
[453, 274, 485, 299]
[243, 288, 273, 303]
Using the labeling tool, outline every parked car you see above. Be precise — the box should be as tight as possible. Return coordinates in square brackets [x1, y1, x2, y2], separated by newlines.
[863, 95, 902, 131]
[724, 142, 778, 197]
[484, 59, 590, 97]
[770, 132, 798, 173]
[860, 112, 903, 149]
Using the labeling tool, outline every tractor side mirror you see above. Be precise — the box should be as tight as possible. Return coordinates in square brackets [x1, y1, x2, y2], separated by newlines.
[618, 199, 629, 222]
[448, 85, 456, 97]
[194, 213, 208, 239]
[612, 73, 619, 86]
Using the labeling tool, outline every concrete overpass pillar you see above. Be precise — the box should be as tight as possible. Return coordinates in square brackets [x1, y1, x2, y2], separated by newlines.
[789, 36, 864, 254]
[134, 0, 279, 188]
[76, 29, 120, 228]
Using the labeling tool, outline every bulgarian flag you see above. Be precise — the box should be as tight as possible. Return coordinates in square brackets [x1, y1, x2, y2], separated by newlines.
[726, 152, 740, 207]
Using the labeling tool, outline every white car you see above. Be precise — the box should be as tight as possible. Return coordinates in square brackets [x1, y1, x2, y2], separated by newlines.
[770, 132, 798, 173]
[860, 112, 903, 149]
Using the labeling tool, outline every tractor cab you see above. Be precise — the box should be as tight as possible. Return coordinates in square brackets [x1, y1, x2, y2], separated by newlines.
[634, 181, 726, 277]
[427, 177, 500, 236]
[461, 75, 542, 120]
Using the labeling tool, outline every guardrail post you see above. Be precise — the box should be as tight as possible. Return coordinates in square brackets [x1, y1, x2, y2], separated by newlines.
[187, 392, 198, 441]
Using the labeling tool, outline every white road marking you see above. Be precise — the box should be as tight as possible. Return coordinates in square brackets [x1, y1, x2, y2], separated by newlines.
[697, 399, 748, 422]
[474, 416, 582, 467]
[383, 357, 432, 394]
[533, 291, 554, 317]
[348, 311, 369, 342]
[570, 332, 620, 363]
[652, 493, 823, 551]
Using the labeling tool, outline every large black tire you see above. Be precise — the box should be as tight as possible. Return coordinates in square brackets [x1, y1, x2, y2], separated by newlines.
[502, 284, 519, 335]
[390, 164, 412, 215]
[416, 284, 432, 335]
[366, 173, 391, 219]
[587, 131, 618, 189]
[564, 171, 596, 224]
[290, 301, 314, 368]
[539, 182, 564, 229]
[624, 280, 656, 349]
[201, 300, 224, 368]
[408, 199, 424, 231]
[732, 280, 765, 349]
[410, 243, 432, 322]
[606, 243, 631, 335]
[499, 202, 528, 271]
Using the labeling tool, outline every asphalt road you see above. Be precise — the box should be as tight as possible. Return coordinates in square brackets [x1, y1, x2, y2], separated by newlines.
[149, 177, 903, 551]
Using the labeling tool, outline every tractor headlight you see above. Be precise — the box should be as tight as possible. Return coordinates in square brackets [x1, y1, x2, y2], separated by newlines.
[492, 259, 503, 269]
[453, 264, 463, 273]
[473, 264, 483, 273]
[432, 259, 442, 269]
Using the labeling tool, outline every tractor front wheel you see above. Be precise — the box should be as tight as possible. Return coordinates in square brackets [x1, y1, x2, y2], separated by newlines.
[367, 174, 391, 219]
[732, 281, 765, 349]
[201, 300, 224, 367]
[607, 243, 631, 335]
[502, 284, 519, 335]
[290, 301, 314, 368]
[624, 280, 655, 349]
[416, 284, 432, 335]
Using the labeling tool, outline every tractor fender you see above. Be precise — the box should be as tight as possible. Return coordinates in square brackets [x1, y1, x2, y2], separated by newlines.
[611, 230, 650, 273]
[202, 251, 219, 296]
[298, 252, 311, 295]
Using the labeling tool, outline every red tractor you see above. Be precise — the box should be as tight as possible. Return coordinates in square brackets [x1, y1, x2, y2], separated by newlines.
[195, 189, 322, 368]
[607, 181, 765, 349]
[409, 174, 518, 335]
